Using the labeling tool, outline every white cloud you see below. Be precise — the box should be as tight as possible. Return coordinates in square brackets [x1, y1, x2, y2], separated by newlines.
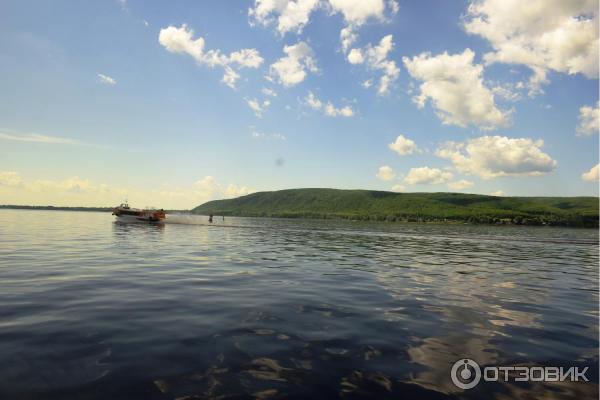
[435, 135, 557, 179]
[143, 20, 149, 27]
[305, 91, 323, 109]
[193, 176, 254, 199]
[0, 131, 80, 145]
[348, 35, 399, 95]
[159, 24, 263, 89]
[29, 176, 115, 195]
[388, 134, 418, 156]
[268, 41, 318, 87]
[250, 127, 286, 140]
[376, 165, 396, 181]
[303, 91, 354, 117]
[582, 164, 599, 182]
[0, 172, 254, 209]
[577, 101, 599, 136]
[221, 67, 241, 89]
[247, 0, 399, 53]
[223, 183, 253, 198]
[403, 49, 511, 130]
[391, 184, 405, 192]
[447, 179, 474, 190]
[340, 26, 358, 53]
[490, 190, 506, 196]
[463, 0, 599, 95]
[97, 73, 116, 85]
[261, 87, 277, 97]
[246, 98, 271, 117]
[324, 103, 354, 117]
[347, 48, 364, 64]
[0, 171, 23, 187]
[175, 176, 257, 203]
[329, 0, 387, 25]
[248, 0, 321, 35]
[491, 83, 522, 102]
[404, 167, 453, 185]
[330, 0, 399, 51]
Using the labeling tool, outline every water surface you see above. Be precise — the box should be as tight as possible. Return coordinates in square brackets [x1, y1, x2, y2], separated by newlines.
[0, 210, 598, 399]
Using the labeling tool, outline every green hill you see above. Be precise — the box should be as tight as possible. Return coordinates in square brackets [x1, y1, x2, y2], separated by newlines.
[192, 188, 599, 227]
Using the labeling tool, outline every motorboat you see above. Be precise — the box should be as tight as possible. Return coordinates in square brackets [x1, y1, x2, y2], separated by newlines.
[112, 202, 166, 223]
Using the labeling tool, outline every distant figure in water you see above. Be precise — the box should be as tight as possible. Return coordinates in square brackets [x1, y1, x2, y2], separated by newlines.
[222, 216, 225, 221]
[208, 214, 213, 223]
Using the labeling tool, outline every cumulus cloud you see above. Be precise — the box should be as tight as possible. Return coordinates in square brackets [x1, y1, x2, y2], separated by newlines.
[194, 176, 254, 199]
[388, 134, 418, 155]
[329, 0, 387, 25]
[248, 0, 321, 35]
[404, 167, 453, 185]
[347, 48, 363, 64]
[247, 0, 399, 50]
[0, 172, 255, 209]
[347, 35, 399, 95]
[435, 135, 557, 179]
[330, 0, 399, 51]
[268, 41, 318, 87]
[391, 184, 405, 192]
[304, 91, 323, 109]
[223, 183, 253, 198]
[97, 73, 116, 85]
[491, 82, 522, 102]
[582, 163, 599, 182]
[222, 67, 241, 88]
[159, 24, 263, 89]
[246, 98, 271, 117]
[577, 101, 599, 136]
[324, 103, 354, 117]
[0, 171, 23, 187]
[340, 27, 359, 53]
[376, 165, 396, 181]
[303, 91, 354, 117]
[463, 0, 599, 95]
[490, 190, 506, 196]
[403, 49, 511, 130]
[447, 179, 474, 190]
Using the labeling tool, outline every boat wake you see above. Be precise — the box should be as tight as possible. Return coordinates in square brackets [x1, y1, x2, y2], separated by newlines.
[164, 214, 208, 225]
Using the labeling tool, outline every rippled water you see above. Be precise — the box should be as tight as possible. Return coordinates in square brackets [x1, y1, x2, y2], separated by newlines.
[0, 210, 598, 399]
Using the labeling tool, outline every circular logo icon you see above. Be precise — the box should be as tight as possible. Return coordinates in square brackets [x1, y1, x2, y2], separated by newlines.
[451, 358, 481, 390]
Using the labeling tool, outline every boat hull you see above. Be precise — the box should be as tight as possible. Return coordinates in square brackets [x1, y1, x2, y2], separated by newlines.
[113, 214, 165, 223]
[112, 204, 166, 224]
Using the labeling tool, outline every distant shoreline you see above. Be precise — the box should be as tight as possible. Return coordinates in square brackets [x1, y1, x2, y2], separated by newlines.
[0, 205, 112, 212]
[2, 205, 598, 228]
[0, 205, 188, 213]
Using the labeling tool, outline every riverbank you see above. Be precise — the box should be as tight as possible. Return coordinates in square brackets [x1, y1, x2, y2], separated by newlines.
[193, 189, 599, 228]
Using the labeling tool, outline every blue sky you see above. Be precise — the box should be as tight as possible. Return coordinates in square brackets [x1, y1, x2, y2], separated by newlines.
[0, 0, 598, 208]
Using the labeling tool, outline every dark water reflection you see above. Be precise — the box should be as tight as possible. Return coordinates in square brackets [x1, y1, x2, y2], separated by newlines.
[0, 210, 597, 399]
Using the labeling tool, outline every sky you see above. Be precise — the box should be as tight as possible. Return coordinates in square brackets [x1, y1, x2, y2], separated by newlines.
[0, 0, 598, 209]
